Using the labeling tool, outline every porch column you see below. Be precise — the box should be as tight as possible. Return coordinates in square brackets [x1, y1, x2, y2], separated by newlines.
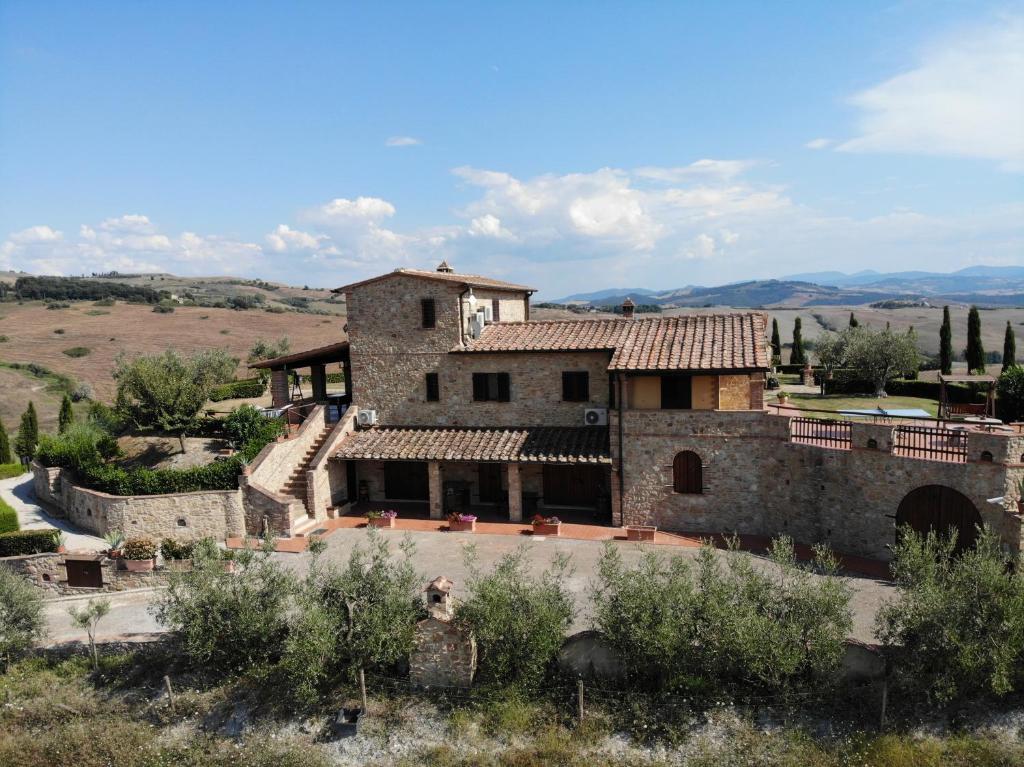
[310, 363, 328, 403]
[428, 461, 443, 520]
[270, 369, 290, 408]
[507, 463, 522, 522]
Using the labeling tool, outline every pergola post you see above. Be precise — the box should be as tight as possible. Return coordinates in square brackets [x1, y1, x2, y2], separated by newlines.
[310, 363, 328, 403]
[270, 369, 290, 408]
[428, 461, 443, 520]
[506, 463, 522, 522]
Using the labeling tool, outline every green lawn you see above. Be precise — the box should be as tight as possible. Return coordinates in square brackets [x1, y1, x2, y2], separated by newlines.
[784, 393, 939, 418]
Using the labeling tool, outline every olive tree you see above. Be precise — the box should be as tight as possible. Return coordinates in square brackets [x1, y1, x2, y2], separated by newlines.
[813, 331, 848, 393]
[114, 349, 236, 451]
[0, 566, 46, 667]
[248, 337, 290, 383]
[843, 326, 920, 397]
[456, 546, 574, 690]
[877, 529, 1024, 705]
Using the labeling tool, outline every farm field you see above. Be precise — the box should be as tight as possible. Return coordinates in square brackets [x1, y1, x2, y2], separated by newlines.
[0, 300, 344, 436]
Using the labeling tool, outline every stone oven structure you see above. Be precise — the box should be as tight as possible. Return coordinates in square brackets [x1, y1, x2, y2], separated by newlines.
[409, 576, 476, 688]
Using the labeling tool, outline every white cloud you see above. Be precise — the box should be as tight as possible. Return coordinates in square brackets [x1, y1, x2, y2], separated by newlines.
[805, 138, 833, 150]
[265, 224, 330, 253]
[468, 214, 514, 240]
[838, 16, 1024, 171]
[635, 159, 756, 182]
[302, 196, 396, 225]
[385, 136, 422, 147]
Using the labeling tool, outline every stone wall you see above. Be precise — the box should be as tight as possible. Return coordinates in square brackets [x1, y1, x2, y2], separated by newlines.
[0, 552, 167, 598]
[613, 410, 1023, 560]
[31, 463, 246, 542]
[307, 406, 359, 519]
[409, 616, 477, 688]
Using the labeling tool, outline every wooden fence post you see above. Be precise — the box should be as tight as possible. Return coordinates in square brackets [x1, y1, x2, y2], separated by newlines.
[164, 675, 176, 715]
[577, 678, 584, 723]
[360, 667, 368, 712]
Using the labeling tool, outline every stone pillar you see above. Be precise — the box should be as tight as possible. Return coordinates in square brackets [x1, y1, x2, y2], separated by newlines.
[428, 461, 443, 520]
[310, 364, 328, 403]
[506, 463, 522, 522]
[270, 370, 290, 408]
[609, 468, 623, 527]
[801, 364, 815, 387]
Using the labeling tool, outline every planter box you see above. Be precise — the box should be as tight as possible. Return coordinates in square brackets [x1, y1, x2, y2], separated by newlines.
[124, 558, 155, 572]
[625, 525, 657, 542]
[532, 522, 561, 537]
[448, 519, 476, 533]
[368, 517, 396, 529]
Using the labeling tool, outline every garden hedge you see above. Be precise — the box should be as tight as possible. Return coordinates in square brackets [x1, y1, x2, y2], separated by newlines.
[0, 497, 19, 534]
[0, 529, 59, 557]
[209, 378, 267, 402]
[0, 463, 27, 480]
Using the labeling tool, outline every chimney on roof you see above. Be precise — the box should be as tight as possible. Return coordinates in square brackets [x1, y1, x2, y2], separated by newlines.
[621, 297, 636, 320]
[436, 260, 454, 273]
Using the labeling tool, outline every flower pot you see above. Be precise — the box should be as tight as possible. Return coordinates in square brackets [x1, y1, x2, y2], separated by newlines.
[448, 519, 476, 533]
[533, 522, 561, 537]
[124, 558, 155, 572]
[625, 525, 657, 542]
[368, 517, 396, 529]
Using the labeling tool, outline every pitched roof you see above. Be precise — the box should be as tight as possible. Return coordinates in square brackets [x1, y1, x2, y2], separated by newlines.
[333, 268, 534, 294]
[333, 426, 611, 464]
[248, 341, 349, 370]
[459, 314, 769, 372]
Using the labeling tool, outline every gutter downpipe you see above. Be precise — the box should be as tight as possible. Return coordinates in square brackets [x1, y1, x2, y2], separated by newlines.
[617, 371, 626, 527]
[458, 286, 469, 347]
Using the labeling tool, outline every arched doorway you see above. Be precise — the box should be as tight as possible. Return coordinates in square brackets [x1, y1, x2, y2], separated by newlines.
[896, 485, 982, 553]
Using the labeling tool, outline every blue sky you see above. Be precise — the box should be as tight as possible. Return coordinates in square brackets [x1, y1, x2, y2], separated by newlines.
[1, 1, 1021, 298]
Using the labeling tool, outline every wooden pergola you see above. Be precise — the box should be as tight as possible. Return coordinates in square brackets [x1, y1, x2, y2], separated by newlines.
[937, 373, 996, 420]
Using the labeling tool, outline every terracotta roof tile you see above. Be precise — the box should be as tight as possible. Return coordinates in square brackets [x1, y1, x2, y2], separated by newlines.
[334, 426, 611, 464]
[333, 268, 534, 294]
[460, 314, 768, 372]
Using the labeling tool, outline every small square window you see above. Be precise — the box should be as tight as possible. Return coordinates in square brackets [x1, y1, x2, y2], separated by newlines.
[562, 371, 590, 402]
[473, 372, 510, 402]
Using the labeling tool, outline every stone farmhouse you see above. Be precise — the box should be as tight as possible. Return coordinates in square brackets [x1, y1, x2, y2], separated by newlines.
[247, 262, 1024, 562]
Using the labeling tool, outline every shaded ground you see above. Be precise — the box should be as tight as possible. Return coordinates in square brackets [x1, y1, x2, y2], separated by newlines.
[116, 435, 233, 469]
[0, 472, 104, 551]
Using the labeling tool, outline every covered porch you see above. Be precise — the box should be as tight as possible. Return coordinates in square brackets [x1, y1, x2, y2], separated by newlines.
[329, 426, 615, 525]
[248, 341, 351, 424]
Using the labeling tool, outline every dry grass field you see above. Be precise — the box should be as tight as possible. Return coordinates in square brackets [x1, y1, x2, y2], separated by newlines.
[0, 300, 344, 435]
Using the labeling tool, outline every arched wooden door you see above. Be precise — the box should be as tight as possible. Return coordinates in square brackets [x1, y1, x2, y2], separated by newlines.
[896, 485, 982, 553]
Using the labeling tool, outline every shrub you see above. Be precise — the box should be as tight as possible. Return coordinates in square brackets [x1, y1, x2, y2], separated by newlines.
[209, 377, 267, 402]
[997, 365, 1024, 422]
[877, 529, 1024, 706]
[160, 538, 196, 560]
[224, 404, 277, 446]
[0, 334, 8, 342]
[592, 538, 852, 699]
[35, 423, 109, 469]
[455, 546, 574, 691]
[62, 347, 91, 358]
[93, 297, 115, 306]
[46, 303, 70, 310]
[278, 532, 423, 705]
[0, 566, 46, 664]
[122, 537, 157, 561]
[0, 529, 60, 557]
[153, 540, 295, 674]
[0, 464, 26, 480]
[71, 382, 93, 402]
[0, 498, 18, 534]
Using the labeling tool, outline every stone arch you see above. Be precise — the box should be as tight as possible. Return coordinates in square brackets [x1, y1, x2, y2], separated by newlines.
[896, 485, 983, 554]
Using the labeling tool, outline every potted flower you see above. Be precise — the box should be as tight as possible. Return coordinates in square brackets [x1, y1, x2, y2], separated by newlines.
[122, 537, 158, 572]
[447, 512, 477, 533]
[55, 532, 67, 554]
[160, 539, 195, 571]
[531, 514, 561, 536]
[776, 390, 790, 405]
[367, 510, 398, 529]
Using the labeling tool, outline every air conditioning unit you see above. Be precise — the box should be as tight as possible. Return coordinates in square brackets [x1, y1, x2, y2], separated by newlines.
[481, 304, 493, 322]
[357, 409, 378, 427]
[468, 313, 485, 339]
[583, 408, 608, 426]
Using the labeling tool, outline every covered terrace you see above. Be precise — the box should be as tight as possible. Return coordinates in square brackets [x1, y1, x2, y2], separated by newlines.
[248, 341, 351, 423]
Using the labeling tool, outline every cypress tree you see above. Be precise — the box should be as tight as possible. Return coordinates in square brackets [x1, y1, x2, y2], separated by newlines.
[966, 306, 985, 373]
[1004, 321, 1016, 372]
[14, 403, 38, 461]
[0, 417, 11, 464]
[849, 312, 858, 328]
[939, 306, 953, 375]
[58, 394, 74, 434]
[789, 317, 806, 366]
[770, 318, 782, 363]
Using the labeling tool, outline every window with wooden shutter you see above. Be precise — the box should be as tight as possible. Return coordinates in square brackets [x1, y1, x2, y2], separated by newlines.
[472, 372, 511, 402]
[425, 372, 440, 402]
[421, 298, 436, 329]
[491, 298, 501, 322]
[561, 371, 590, 402]
[673, 451, 703, 494]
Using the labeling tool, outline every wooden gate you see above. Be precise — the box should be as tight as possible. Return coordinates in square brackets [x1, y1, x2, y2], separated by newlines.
[896, 485, 982, 553]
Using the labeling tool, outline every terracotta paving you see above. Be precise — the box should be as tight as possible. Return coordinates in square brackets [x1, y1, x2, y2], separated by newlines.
[227, 516, 891, 579]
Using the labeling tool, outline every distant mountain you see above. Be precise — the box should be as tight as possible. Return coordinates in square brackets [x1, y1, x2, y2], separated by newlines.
[551, 266, 1024, 308]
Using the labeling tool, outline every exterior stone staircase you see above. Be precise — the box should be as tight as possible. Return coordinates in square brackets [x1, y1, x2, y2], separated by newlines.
[279, 425, 333, 534]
